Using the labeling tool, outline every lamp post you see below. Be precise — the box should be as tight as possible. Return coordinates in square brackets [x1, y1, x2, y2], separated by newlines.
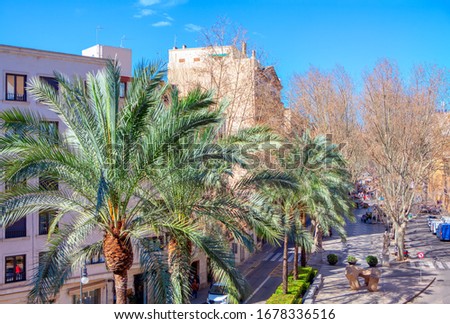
[79, 263, 89, 304]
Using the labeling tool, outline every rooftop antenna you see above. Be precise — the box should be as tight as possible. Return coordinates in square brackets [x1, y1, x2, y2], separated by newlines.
[96, 25, 103, 44]
[120, 35, 128, 48]
[173, 35, 177, 48]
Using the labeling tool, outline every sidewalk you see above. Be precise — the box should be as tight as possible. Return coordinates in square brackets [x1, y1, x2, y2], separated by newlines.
[309, 209, 435, 304]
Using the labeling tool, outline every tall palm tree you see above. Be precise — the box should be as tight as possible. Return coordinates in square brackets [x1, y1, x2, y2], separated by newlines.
[258, 131, 353, 292]
[0, 61, 244, 304]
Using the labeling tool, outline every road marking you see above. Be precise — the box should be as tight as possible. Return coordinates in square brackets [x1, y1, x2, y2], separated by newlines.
[446, 262, 450, 269]
[435, 261, 446, 270]
[243, 276, 270, 304]
[270, 253, 282, 262]
[262, 254, 272, 261]
[424, 261, 434, 268]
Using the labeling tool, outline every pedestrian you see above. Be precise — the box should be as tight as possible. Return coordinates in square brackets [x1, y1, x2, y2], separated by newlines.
[191, 278, 199, 299]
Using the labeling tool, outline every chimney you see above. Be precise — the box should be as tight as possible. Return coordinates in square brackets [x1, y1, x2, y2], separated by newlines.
[241, 41, 247, 56]
[182, 44, 187, 49]
[251, 50, 256, 58]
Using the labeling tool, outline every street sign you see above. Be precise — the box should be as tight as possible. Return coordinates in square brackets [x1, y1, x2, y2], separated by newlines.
[417, 252, 425, 259]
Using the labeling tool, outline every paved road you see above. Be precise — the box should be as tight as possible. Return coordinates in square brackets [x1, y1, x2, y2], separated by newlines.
[406, 214, 450, 303]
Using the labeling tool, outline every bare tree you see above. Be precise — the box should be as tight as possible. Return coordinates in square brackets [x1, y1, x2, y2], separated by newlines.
[289, 65, 366, 180]
[361, 59, 447, 260]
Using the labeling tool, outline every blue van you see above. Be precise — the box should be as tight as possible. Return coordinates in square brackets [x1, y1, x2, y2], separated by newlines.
[436, 223, 450, 241]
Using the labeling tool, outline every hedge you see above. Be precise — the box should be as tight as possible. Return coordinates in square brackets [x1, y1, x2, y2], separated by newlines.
[266, 267, 317, 304]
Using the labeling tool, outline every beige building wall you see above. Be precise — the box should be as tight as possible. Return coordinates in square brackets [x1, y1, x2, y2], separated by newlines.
[0, 44, 136, 304]
[168, 44, 284, 136]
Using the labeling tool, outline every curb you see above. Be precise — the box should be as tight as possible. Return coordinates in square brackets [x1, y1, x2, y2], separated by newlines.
[302, 273, 323, 304]
[402, 276, 436, 304]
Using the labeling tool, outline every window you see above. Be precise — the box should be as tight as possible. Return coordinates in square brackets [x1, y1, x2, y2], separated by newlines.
[119, 81, 127, 98]
[193, 57, 200, 62]
[178, 58, 185, 63]
[39, 76, 59, 92]
[39, 209, 58, 235]
[72, 288, 101, 304]
[6, 74, 27, 101]
[5, 217, 26, 238]
[5, 255, 26, 283]
[86, 254, 105, 265]
[39, 177, 58, 191]
[231, 243, 238, 254]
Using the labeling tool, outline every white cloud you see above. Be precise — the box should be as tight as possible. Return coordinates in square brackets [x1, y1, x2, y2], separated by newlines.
[185, 23, 202, 33]
[134, 9, 156, 18]
[139, 0, 160, 6]
[139, 0, 187, 7]
[163, 0, 188, 7]
[152, 21, 172, 27]
[164, 13, 174, 21]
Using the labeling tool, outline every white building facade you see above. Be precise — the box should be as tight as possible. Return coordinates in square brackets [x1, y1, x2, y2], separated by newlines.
[0, 44, 139, 304]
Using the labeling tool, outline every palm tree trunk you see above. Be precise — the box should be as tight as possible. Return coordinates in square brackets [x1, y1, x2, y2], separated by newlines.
[300, 212, 307, 267]
[114, 271, 128, 304]
[168, 237, 192, 303]
[293, 243, 299, 280]
[103, 224, 134, 305]
[282, 233, 289, 294]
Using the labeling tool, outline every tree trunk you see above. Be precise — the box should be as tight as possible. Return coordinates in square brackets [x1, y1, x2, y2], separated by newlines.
[314, 223, 323, 251]
[103, 224, 134, 304]
[396, 222, 407, 261]
[282, 233, 289, 294]
[114, 271, 128, 304]
[300, 212, 307, 267]
[293, 243, 299, 280]
[168, 237, 192, 303]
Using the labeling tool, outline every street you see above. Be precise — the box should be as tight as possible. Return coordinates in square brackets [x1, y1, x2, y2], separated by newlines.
[193, 208, 450, 304]
[406, 215, 450, 303]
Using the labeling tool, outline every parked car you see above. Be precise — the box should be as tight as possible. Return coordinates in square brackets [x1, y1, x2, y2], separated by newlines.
[427, 215, 438, 228]
[436, 223, 450, 241]
[207, 283, 229, 304]
[430, 219, 444, 234]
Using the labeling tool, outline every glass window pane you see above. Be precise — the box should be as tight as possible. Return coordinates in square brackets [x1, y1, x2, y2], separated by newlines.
[120, 82, 126, 98]
[16, 76, 25, 100]
[6, 75, 14, 100]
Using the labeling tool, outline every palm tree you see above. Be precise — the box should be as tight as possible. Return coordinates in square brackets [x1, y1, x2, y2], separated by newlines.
[0, 61, 244, 304]
[258, 131, 353, 292]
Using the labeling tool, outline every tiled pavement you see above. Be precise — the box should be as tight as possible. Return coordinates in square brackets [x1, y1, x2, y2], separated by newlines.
[310, 209, 435, 304]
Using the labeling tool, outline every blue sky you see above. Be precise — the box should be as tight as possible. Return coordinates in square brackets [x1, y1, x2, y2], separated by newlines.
[1, 0, 450, 93]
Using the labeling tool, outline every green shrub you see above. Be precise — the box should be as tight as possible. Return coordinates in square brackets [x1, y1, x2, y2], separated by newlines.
[266, 267, 317, 304]
[366, 255, 378, 267]
[347, 256, 357, 264]
[327, 253, 338, 265]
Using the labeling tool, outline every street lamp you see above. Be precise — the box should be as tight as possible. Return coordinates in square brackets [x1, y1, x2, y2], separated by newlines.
[80, 263, 89, 304]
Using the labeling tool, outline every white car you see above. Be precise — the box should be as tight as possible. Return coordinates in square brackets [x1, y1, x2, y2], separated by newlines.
[207, 283, 229, 304]
[431, 219, 444, 234]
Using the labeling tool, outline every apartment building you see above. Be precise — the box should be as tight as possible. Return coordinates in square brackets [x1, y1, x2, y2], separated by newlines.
[168, 43, 286, 136]
[0, 44, 137, 304]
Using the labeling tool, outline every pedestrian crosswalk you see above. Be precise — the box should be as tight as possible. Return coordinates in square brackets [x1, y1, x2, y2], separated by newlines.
[406, 260, 450, 270]
[263, 250, 297, 263]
